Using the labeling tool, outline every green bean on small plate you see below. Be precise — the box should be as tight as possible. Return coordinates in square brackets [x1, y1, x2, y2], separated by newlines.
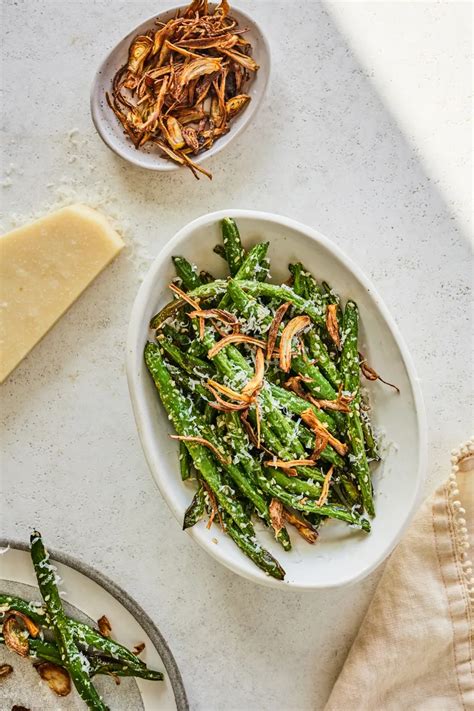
[0, 534, 187, 710]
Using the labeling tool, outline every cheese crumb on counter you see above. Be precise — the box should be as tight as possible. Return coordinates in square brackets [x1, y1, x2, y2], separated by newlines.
[0, 204, 124, 383]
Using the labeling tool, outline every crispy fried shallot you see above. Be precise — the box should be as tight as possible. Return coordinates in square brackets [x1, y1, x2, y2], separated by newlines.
[269, 498, 284, 535]
[97, 615, 112, 638]
[0, 663, 13, 678]
[169, 434, 230, 465]
[310, 430, 330, 460]
[284, 374, 313, 398]
[284, 374, 351, 412]
[279, 316, 311, 372]
[313, 387, 354, 413]
[266, 301, 291, 360]
[207, 389, 249, 411]
[207, 334, 266, 358]
[36, 663, 72, 697]
[255, 399, 261, 448]
[207, 379, 250, 402]
[4, 611, 39, 638]
[168, 282, 200, 310]
[2, 611, 39, 657]
[264, 459, 318, 477]
[107, 0, 257, 179]
[242, 348, 265, 397]
[316, 466, 334, 507]
[359, 353, 400, 393]
[300, 409, 348, 457]
[189, 308, 240, 337]
[283, 510, 318, 543]
[326, 304, 341, 349]
[202, 479, 221, 529]
[133, 642, 146, 655]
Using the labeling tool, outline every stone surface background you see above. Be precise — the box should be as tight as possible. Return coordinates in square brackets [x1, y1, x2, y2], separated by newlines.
[1, 2, 472, 709]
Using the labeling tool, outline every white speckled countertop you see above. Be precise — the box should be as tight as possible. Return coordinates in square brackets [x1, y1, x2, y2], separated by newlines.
[1, 1, 472, 709]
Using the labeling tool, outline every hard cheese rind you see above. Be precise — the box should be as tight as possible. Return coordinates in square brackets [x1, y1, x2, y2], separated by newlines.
[0, 204, 124, 383]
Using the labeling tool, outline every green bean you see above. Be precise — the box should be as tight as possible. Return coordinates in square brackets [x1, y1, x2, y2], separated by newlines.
[183, 484, 206, 529]
[158, 335, 212, 379]
[221, 512, 285, 580]
[165, 362, 211, 403]
[0, 594, 49, 625]
[0, 594, 147, 672]
[288, 263, 309, 298]
[167, 358, 287, 547]
[221, 217, 245, 276]
[305, 330, 342, 388]
[190, 278, 341, 385]
[89, 660, 163, 681]
[160, 323, 191, 348]
[149, 299, 185, 330]
[221, 283, 345, 461]
[361, 413, 380, 461]
[268, 382, 337, 433]
[145, 343, 255, 536]
[340, 301, 375, 516]
[218, 244, 269, 308]
[30, 532, 108, 711]
[0, 634, 162, 682]
[172, 255, 202, 291]
[179, 440, 192, 480]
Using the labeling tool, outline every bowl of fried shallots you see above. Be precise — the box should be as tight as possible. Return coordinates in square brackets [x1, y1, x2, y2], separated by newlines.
[91, 1, 270, 179]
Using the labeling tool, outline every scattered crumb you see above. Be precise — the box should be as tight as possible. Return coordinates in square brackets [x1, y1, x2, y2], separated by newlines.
[2, 129, 155, 279]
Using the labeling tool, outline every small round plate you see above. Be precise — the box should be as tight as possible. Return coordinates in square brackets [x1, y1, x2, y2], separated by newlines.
[0, 542, 188, 711]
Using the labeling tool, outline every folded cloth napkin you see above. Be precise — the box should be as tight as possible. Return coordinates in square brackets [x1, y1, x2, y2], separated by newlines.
[325, 438, 473, 711]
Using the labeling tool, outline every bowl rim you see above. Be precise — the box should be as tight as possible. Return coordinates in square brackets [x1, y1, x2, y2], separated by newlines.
[126, 208, 428, 590]
[90, 3, 271, 172]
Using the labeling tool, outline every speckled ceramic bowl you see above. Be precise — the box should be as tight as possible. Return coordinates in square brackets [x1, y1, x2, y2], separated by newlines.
[126, 210, 427, 590]
[90, 4, 270, 171]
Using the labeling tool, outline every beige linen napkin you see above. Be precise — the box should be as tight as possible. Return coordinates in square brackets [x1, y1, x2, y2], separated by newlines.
[325, 439, 473, 711]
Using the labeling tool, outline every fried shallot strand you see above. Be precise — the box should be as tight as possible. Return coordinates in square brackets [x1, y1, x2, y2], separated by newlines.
[283, 509, 318, 543]
[279, 316, 311, 372]
[242, 348, 265, 397]
[264, 459, 319, 477]
[266, 302, 291, 360]
[208, 334, 266, 358]
[359, 353, 400, 393]
[269, 499, 284, 535]
[316, 466, 334, 507]
[326, 304, 341, 349]
[169, 434, 230, 464]
[300, 409, 348, 457]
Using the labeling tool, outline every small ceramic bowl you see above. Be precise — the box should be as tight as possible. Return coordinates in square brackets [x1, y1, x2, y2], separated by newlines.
[90, 4, 270, 171]
[126, 210, 427, 590]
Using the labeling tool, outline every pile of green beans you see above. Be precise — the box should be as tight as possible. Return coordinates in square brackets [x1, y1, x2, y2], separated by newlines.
[146, 218, 388, 580]
[0, 533, 163, 710]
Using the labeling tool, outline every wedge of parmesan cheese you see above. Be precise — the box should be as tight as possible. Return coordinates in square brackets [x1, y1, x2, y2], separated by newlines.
[0, 204, 124, 383]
